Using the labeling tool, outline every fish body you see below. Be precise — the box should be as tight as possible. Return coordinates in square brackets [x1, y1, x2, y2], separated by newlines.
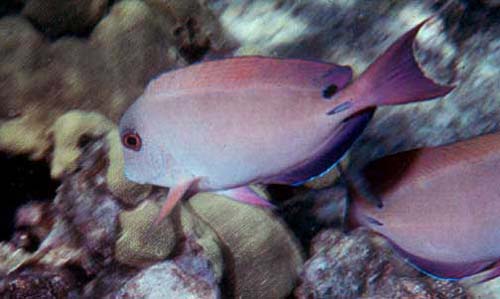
[122, 58, 355, 190]
[349, 132, 500, 280]
[119, 19, 453, 219]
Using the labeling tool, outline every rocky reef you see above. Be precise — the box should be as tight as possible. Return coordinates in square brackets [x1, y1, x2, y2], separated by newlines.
[0, 0, 498, 298]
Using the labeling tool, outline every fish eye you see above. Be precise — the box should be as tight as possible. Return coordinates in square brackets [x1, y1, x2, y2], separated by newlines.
[122, 131, 142, 151]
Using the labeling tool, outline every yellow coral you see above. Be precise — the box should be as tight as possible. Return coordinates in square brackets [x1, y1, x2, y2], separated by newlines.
[188, 192, 304, 299]
[106, 128, 152, 205]
[115, 200, 177, 267]
[0, 105, 53, 159]
[49, 110, 114, 178]
[48, 110, 151, 204]
[115, 197, 224, 278]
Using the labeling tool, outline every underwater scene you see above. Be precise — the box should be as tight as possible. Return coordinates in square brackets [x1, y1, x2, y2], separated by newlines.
[0, 0, 499, 298]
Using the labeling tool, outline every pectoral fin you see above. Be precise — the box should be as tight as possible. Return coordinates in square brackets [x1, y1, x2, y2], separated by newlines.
[154, 178, 199, 225]
[215, 186, 274, 208]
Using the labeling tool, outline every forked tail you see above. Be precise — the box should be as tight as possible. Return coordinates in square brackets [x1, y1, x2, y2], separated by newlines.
[354, 18, 454, 107]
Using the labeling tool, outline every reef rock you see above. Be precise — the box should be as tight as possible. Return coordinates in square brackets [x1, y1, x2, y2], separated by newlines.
[0, 267, 78, 298]
[113, 237, 220, 299]
[295, 229, 469, 299]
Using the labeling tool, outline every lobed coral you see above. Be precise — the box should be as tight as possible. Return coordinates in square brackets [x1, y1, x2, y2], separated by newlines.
[0, 0, 228, 167]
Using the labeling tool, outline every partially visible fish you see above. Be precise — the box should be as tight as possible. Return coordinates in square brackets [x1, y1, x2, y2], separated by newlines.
[348, 132, 500, 282]
[119, 19, 453, 223]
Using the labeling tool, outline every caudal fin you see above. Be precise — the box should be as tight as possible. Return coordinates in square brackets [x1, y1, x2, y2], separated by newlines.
[356, 18, 454, 106]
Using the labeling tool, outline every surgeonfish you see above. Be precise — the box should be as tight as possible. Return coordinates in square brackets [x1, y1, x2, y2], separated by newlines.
[348, 132, 500, 282]
[119, 18, 453, 224]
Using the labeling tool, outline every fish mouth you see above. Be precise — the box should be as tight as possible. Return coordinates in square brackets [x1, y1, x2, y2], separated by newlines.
[123, 170, 143, 184]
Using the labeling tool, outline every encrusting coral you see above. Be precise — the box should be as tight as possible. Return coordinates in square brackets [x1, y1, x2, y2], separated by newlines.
[188, 192, 304, 298]
[115, 199, 178, 267]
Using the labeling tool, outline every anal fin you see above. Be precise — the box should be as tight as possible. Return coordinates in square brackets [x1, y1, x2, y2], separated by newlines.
[270, 108, 375, 185]
[390, 241, 493, 280]
[215, 186, 274, 208]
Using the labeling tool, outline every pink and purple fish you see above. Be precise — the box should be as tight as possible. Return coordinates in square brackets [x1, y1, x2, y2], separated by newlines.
[119, 19, 453, 223]
[348, 132, 500, 282]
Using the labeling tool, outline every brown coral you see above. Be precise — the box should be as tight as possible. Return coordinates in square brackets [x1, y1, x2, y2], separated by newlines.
[0, 0, 229, 174]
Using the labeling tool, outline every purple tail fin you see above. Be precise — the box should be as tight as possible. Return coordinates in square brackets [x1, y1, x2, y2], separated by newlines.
[357, 18, 454, 106]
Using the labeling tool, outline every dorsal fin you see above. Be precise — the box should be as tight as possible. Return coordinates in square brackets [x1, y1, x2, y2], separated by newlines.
[145, 56, 352, 95]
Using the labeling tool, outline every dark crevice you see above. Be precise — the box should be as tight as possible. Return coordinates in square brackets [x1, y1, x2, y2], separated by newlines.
[78, 134, 95, 149]
[279, 190, 325, 249]
[64, 264, 94, 288]
[0, 0, 24, 18]
[175, 17, 212, 63]
[25, 17, 97, 41]
[0, 152, 59, 241]
[267, 185, 300, 203]
[11, 229, 41, 252]
[21, 0, 118, 41]
[179, 41, 211, 63]
[433, 0, 500, 46]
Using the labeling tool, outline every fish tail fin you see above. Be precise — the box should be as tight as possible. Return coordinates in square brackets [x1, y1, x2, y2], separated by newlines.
[356, 18, 454, 107]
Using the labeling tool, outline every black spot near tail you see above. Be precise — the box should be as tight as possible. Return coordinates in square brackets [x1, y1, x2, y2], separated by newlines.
[322, 84, 338, 99]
